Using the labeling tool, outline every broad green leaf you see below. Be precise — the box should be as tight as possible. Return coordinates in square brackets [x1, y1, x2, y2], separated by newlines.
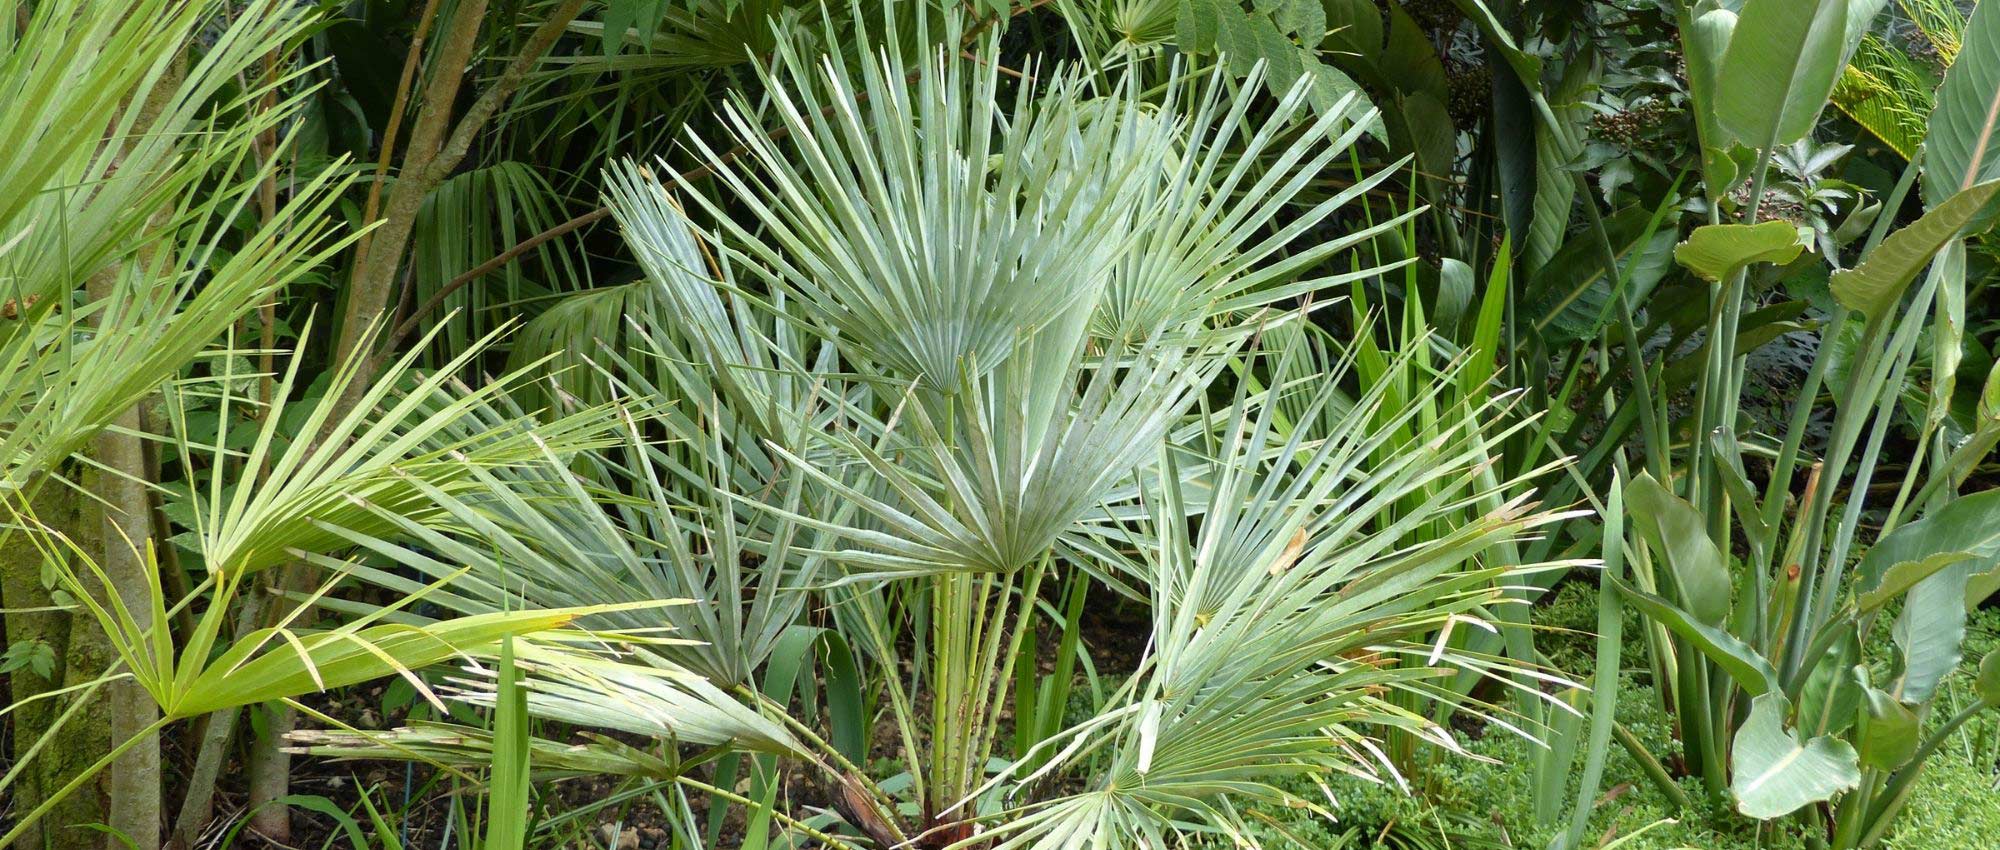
[1858, 488, 2000, 587]
[1929, 240, 1968, 428]
[1862, 489, 2000, 702]
[1891, 568, 1976, 702]
[1176, 0, 1221, 51]
[1319, 0, 1381, 61]
[1446, 0, 1542, 85]
[1842, 0, 1893, 56]
[1612, 576, 1781, 697]
[1625, 473, 1732, 625]
[1531, 203, 1676, 342]
[1857, 687, 1919, 771]
[1685, 7, 1740, 187]
[1674, 221, 1810, 282]
[1525, 56, 1601, 271]
[1436, 257, 1474, 326]
[1730, 693, 1861, 819]
[1857, 552, 1975, 613]
[1831, 182, 2000, 318]
[1715, 0, 1851, 148]
[1923, 0, 2000, 211]
[1978, 649, 2000, 706]
[1799, 645, 1863, 738]
[1946, 362, 2000, 485]
[1261, 0, 1323, 40]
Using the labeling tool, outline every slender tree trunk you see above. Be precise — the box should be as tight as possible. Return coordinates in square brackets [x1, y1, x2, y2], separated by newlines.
[87, 275, 162, 850]
[0, 478, 111, 848]
[82, 41, 191, 844]
[242, 3, 588, 834]
[93, 406, 160, 850]
[330, 0, 491, 377]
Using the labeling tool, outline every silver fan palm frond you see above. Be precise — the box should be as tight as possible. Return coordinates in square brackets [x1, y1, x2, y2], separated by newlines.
[648, 14, 1174, 391]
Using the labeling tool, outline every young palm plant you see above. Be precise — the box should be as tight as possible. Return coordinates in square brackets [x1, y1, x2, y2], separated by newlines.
[296, 9, 1583, 849]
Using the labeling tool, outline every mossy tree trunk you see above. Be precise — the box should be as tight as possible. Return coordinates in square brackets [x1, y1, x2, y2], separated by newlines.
[1, 476, 113, 848]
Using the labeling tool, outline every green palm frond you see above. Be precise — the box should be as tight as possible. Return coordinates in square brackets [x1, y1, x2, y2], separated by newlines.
[1833, 34, 1938, 159]
[305, 412, 831, 689]
[408, 162, 592, 363]
[949, 340, 1579, 849]
[0, 0, 352, 489]
[1898, 0, 1966, 61]
[164, 320, 626, 578]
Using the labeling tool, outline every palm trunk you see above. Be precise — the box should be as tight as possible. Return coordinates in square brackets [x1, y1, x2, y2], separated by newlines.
[240, 1, 589, 834]
[93, 404, 160, 850]
[0, 479, 111, 847]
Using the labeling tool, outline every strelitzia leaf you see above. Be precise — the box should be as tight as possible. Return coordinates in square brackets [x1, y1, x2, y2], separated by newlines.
[1923, 0, 2000, 211]
[1730, 693, 1861, 819]
[1830, 181, 2000, 318]
[1715, 0, 1850, 148]
[1624, 473, 1732, 625]
[1978, 649, 2000, 706]
[1890, 564, 1979, 702]
[1857, 687, 1920, 771]
[1612, 576, 1781, 696]
[1856, 551, 1974, 613]
[1674, 221, 1809, 282]
[1858, 488, 2000, 588]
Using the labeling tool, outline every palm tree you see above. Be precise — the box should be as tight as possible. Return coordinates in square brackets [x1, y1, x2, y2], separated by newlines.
[297, 10, 1579, 848]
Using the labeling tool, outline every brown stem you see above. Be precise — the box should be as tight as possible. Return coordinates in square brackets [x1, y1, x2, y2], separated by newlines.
[330, 0, 490, 369]
[385, 0, 1055, 350]
[351, 0, 445, 274]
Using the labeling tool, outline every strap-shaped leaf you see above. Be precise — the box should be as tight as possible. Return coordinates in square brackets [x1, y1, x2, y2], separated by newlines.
[1612, 575, 1781, 697]
[1715, 0, 1850, 148]
[1730, 693, 1861, 819]
[1674, 221, 1809, 282]
[1858, 487, 2000, 586]
[1857, 552, 1975, 613]
[1856, 687, 1920, 771]
[1831, 181, 2000, 319]
[1923, 0, 2000, 209]
[1978, 649, 2000, 706]
[1625, 472, 1732, 625]
[1892, 564, 1979, 702]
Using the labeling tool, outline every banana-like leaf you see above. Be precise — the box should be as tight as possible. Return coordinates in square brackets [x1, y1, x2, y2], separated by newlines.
[1830, 181, 2000, 318]
[1856, 551, 1974, 613]
[1625, 472, 1732, 625]
[1715, 0, 1850, 148]
[1858, 487, 2000, 590]
[1890, 567, 1979, 703]
[1612, 575, 1781, 696]
[1924, 0, 2000, 210]
[1673, 221, 1809, 282]
[1859, 489, 2000, 702]
[1978, 649, 2000, 706]
[1730, 693, 1860, 819]
[1685, 6, 1739, 187]
[1856, 686, 1919, 771]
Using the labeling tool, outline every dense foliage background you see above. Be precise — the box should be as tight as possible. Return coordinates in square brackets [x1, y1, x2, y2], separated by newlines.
[5, 1, 2000, 849]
